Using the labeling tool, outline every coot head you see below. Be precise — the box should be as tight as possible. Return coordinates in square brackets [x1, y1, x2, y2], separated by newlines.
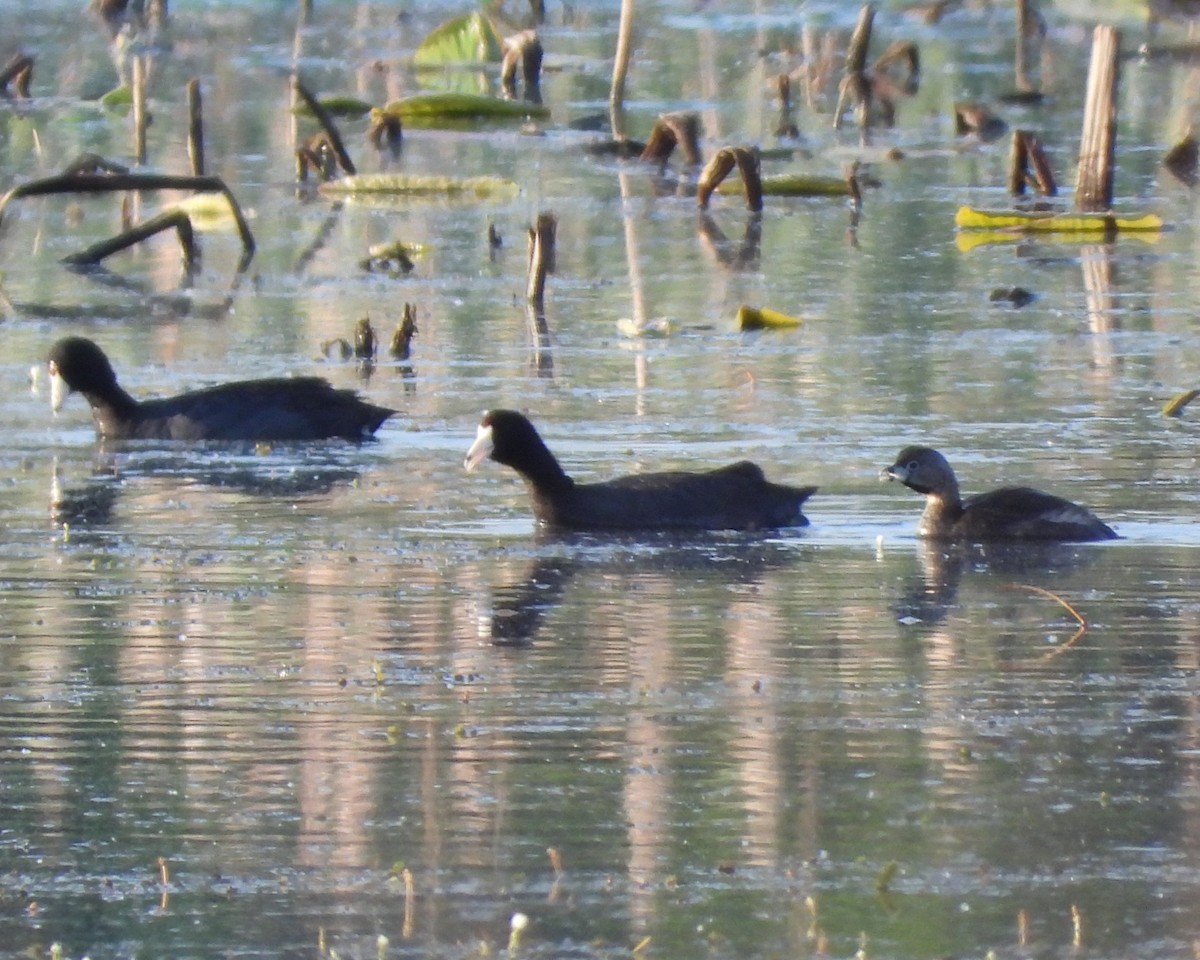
[464, 409, 550, 473]
[48, 336, 121, 414]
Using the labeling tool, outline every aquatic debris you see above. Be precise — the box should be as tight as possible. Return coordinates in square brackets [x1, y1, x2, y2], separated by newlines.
[737, 304, 803, 331]
[413, 12, 503, 66]
[775, 73, 800, 139]
[527, 212, 556, 308]
[501, 30, 543, 104]
[1003, 583, 1089, 666]
[0, 157, 256, 268]
[1076, 25, 1119, 213]
[988, 286, 1036, 308]
[1163, 132, 1198, 186]
[642, 111, 703, 170]
[186, 78, 204, 176]
[0, 52, 33, 97]
[294, 77, 356, 180]
[367, 108, 403, 155]
[319, 173, 519, 200]
[359, 240, 423, 273]
[717, 172, 854, 198]
[381, 92, 548, 126]
[508, 912, 530, 953]
[1008, 129, 1057, 197]
[292, 95, 374, 120]
[954, 206, 1162, 235]
[354, 316, 377, 360]
[1162, 388, 1200, 417]
[954, 101, 1007, 141]
[698, 147, 762, 211]
[616, 317, 676, 338]
[390, 304, 418, 360]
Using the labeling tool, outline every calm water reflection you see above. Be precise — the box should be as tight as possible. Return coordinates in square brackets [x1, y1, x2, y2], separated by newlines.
[2, 1, 1200, 958]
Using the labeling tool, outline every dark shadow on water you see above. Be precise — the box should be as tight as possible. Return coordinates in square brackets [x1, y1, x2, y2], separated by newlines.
[486, 529, 809, 646]
[893, 539, 1106, 630]
[50, 444, 373, 538]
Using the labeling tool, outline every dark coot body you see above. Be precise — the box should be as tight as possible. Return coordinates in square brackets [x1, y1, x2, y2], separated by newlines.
[883, 445, 1117, 543]
[48, 336, 395, 442]
[464, 409, 817, 532]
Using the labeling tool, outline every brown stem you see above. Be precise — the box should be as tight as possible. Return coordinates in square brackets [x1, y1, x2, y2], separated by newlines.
[62, 208, 196, 272]
[0, 169, 255, 261]
[187, 78, 205, 176]
[293, 76, 356, 176]
[526, 212, 557, 307]
[1074, 24, 1120, 212]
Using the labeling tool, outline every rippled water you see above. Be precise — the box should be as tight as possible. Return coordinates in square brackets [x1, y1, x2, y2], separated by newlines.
[2, 0, 1200, 957]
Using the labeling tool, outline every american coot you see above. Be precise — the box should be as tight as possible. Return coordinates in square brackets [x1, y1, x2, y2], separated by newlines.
[883, 445, 1117, 542]
[464, 409, 817, 531]
[48, 336, 395, 442]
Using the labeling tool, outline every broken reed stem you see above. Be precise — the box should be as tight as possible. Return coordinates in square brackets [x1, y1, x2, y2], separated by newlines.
[0, 169, 256, 260]
[696, 147, 761, 211]
[62, 208, 196, 270]
[640, 111, 703, 169]
[132, 55, 147, 166]
[775, 74, 799, 138]
[526, 212, 557, 307]
[1015, 0, 1034, 91]
[390, 303, 417, 360]
[501, 31, 544, 103]
[1074, 24, 1120, 212]
[0, 52, 33, 96]
[402, 868, 415, 938]
[293, 76, 356, 176]
[1008, 130, 1056, 196]
[609, 0, 636, 138]
[1003, 582, 1089, 665]
[186, 78, 205, 176]
[834, 4, 875, 131]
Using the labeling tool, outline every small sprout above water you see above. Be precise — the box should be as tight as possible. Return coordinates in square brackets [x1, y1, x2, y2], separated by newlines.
[737, 304, 803, 331]
[1162, 388, 1200, 417]
[355, 317, 377, 360]
[508, 912, 530, 953]
[875, 860, 898, 893]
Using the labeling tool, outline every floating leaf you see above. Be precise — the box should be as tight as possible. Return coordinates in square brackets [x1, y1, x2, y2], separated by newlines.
[164, 193, 244, 232]
[319, 173, 518, 201]
[413, 12, 503, 67]
[955, 205, 1163, 234]
[737, 304, 803, 331]
[99, 84, 131, 113]
[1162, 388, 1200, 417]
[366, 240, 428, 261]
[293, 96, 374, 120]
[617, 317, 676, 338]
[382, 92, 548, 126]
[719, 173, 851, 197]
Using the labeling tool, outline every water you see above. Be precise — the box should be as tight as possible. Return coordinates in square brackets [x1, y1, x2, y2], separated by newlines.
[2, 1, 1200, 957]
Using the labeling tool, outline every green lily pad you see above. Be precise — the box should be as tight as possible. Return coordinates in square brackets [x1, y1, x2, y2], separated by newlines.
[413, 12, 503, 66]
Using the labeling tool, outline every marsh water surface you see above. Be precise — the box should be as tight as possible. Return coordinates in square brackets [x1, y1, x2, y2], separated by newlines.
[2, 1, 1200, 957]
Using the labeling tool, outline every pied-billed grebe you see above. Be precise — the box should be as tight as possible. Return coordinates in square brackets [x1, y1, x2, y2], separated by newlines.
[48, 336, 395, 442]
[883, 445, 1117, 542]
[465, 409, 817, 532]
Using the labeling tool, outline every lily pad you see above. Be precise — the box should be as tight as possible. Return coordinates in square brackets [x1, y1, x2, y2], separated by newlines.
[413, 12, 503, 67]
[293, 96, 374, 120]
[319, 173, 519, 201]
[382, 93, 549, 126]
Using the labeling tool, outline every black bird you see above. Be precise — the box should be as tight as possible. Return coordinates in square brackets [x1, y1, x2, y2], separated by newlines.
[464, 409, 816, 531]
[882, 445, 1117, 542]
[47, 336, 395, 442]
